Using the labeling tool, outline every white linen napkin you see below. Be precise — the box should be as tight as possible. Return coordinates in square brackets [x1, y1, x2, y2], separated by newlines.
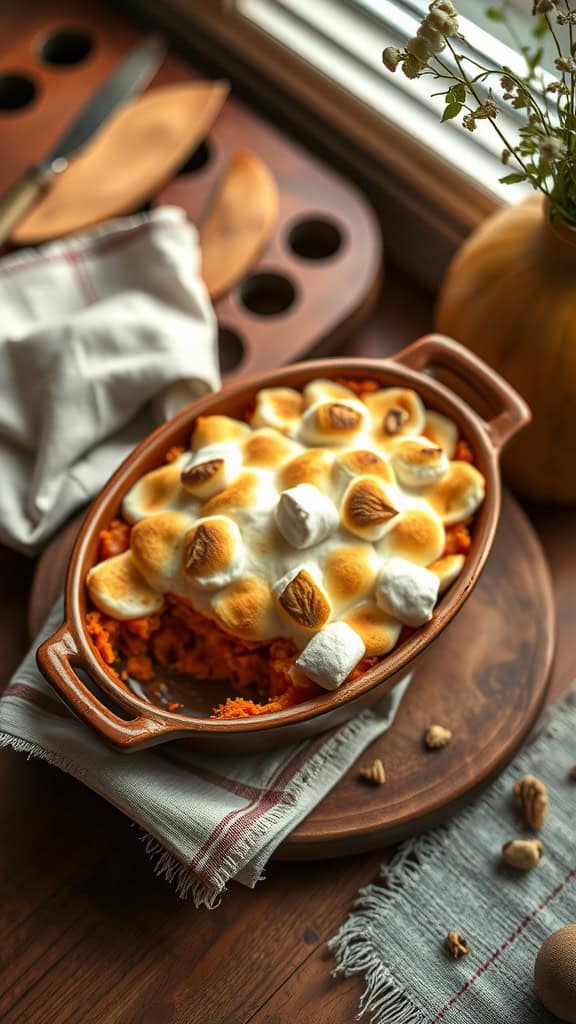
[0, 206, 220, 554]
[0, 599, 411, 909]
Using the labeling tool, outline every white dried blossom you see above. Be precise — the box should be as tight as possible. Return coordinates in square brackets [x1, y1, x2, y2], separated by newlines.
[402, 54, 423, 79]
[427, 9, 459, 34]
[462, 113, 476, 131]
[545, 80, 570, 95]
[539, 135, 568, 161]
[555, 56, 576, 74]
[473, 99, 498, 119]
[418, 22, 446, 52]
[406, 36, 432, 62]
[557, 11, 576, 24]
[382, 46, 402, 72]
[430, 0, 458, 14]
[532, 0, 559, 12]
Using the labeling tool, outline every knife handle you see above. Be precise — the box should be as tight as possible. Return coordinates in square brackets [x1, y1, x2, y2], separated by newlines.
[0, 166, 54, 247]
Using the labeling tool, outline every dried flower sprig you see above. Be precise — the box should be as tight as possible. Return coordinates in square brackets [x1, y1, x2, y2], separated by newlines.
[382, 0, 576, 227]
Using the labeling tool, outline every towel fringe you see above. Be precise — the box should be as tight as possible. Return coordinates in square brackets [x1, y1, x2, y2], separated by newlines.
[141, 835, 222, 908]
[0, 732, 87, 780]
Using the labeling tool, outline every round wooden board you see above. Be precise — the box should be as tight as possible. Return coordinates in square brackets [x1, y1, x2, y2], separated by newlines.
[30, 491, 555, 860]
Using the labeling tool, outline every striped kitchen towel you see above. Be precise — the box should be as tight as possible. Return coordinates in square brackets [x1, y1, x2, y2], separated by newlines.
[0, 598, 410, 909]
[329, 683, 576, 1023]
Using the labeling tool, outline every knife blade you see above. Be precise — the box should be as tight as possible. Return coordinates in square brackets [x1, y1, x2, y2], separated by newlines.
[0, 34, 166, 245]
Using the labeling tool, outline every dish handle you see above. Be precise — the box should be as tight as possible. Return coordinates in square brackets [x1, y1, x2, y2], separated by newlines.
[37, 625, 183, 751]
[391, 333, 531, 451]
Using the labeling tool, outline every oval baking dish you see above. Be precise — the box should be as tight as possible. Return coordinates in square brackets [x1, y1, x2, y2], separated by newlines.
[37, 334, 530, 753]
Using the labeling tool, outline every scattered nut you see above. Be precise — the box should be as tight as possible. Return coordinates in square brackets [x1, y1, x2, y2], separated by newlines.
[502, 838, 543, 870]
[570, 764, 576, 780]
[425, 724, 452, 750]
[513, 774, 548, 831]
[359, 759, 386, 785]
[446, 931, 471, 959]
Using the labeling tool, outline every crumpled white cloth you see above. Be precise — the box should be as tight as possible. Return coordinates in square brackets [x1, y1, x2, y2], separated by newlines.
[0, 206, 220, 554]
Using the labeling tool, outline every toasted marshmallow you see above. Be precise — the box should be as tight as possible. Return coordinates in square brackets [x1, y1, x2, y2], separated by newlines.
[344, 602, 402, 656]
[242, 428, 300, 468]
[363, 387, 426, 441]
[201, 469, 276, 519]
[275, 483, 339, 549]
[212, 576, 276, 640]
[423, 410, 458, 459]
[181, 444, 242, 499]
[427, 461, 485, 524]
[294, 622, 366, 690]
[302, 378, 356, 406]
[300, 399, 367, 447]
[87, 551, 164, 620]
[332, 448, 395, 491]
[341, 476, 399, 542]
[252, 387, 304, 437]
[272, 564, 332, 631]
[375, 557, 439, 627]
[191, 415, 251, 450]
[279, 448, 334, 492]
[391, 436, 449, 489]
[383, 507, 445, 566]
[131, 511, 193, 591]
[428, 553, 466, 594]
[122, 460, 187, 523]
[182, 516, 244, 591]
[323, 545, 378, 609]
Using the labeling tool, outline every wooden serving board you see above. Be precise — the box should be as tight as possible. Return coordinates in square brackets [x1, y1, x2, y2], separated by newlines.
[0, 0, 381, 377]
[29, 491, 555, 859]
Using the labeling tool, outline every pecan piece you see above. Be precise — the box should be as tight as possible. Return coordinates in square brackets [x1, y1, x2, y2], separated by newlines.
[446, 931, 471, 960]
[359, 759, 386, 785]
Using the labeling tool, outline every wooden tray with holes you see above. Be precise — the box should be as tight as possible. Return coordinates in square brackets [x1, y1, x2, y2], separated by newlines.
[0, 0, 381, 377]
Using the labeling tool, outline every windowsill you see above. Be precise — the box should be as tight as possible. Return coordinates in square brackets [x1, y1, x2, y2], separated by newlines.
[130, 0, 533, 285]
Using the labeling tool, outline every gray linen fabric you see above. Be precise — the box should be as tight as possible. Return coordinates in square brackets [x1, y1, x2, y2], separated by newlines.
[330, 686, 576, 1023]
[0, 599, 410, 908]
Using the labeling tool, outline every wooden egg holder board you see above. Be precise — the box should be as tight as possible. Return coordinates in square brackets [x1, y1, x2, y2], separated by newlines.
[0, 0, 382, 378]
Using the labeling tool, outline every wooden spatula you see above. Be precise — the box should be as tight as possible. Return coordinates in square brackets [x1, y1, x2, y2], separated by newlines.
[200, 150, 278, 300]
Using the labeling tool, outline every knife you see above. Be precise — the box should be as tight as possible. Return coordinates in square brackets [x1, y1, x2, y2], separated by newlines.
[0, 34, 166, 246]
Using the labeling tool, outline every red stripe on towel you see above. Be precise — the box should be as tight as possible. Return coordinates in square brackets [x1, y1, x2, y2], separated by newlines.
[4, 681, 69, 718]
[430, 865, 576, 1023]
[192, 730, 334, 882]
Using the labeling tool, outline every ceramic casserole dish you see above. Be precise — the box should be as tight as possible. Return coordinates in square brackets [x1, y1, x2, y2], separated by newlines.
[37, 335, 530, 752]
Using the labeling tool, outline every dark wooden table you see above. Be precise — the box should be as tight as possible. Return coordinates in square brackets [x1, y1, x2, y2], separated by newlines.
[1, 268, 574, 1024]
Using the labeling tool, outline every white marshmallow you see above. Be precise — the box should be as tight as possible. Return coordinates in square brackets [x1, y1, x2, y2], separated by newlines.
[423, 410, 458, 459]
[294, 622, 366, 690]
[181, 443, 243, 499]
[391, 437, 449, 489]
[375, 556, 439, 627]
[275, 483, 339, 549]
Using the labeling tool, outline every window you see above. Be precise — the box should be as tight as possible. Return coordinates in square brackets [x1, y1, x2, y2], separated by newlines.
[139, 0, 554, 281]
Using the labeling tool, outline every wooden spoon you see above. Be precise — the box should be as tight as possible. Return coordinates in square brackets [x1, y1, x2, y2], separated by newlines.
[200, 150, 278, 299]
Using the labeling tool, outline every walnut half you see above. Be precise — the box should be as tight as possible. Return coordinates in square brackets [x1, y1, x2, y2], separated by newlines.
[513, 774, 548, 831]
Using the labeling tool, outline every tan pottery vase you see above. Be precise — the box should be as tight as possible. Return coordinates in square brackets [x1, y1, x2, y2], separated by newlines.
[436, 194, 576, 503]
